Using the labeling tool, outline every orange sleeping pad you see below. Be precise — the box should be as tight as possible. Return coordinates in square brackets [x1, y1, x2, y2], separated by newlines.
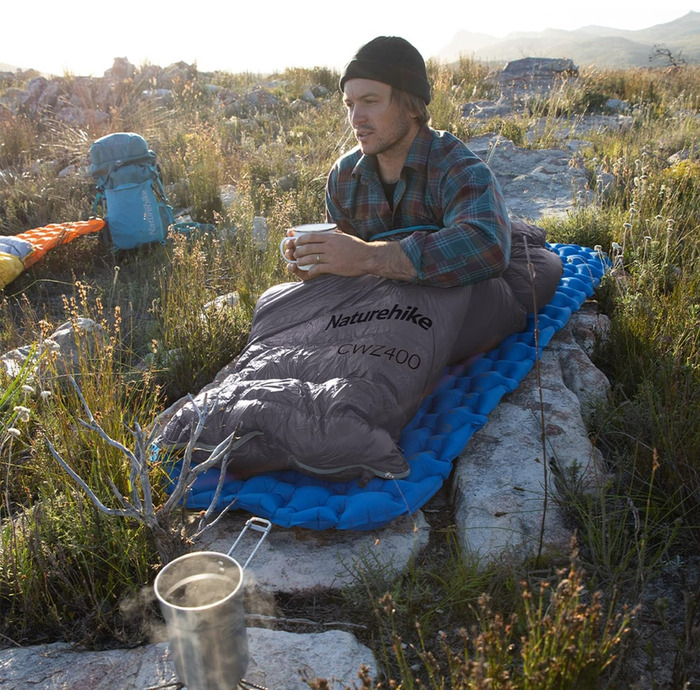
[15, 218, 105, 266]
[0, 218, 105, 289]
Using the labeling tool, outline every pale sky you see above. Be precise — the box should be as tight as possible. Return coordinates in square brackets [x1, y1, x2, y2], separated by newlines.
[4, 0, 697, 77]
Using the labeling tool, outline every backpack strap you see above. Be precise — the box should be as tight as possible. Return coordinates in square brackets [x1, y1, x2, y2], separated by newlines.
[148, 163, 170, 202]
[92, 189, 105, 217]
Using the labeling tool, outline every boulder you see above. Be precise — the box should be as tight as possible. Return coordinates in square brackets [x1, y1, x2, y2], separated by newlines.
[68, 76, 96, 108]
[141, 88, 174, 107]
[54, 102, 109, 127]
[0, 87, 28, 113]
[55, 106, 86, 126]
[251, 214, 268, 248]
[244, 87, 279, 112]
[605, 98, 630, 112]
[104, 57, 136, 81]
[223, 88, 281, 118]
[139, 63, 164, 84]
[310, 84, 330, 98]
[0, 629, 376, 690]
[219, 183, 238, 209]
[159, 61, 197, 89]
[36, 79, 62, 110]
[0, 318, 107, 380]
[22, 77, 48, 112]
[466, 134, 589, 220]
[301, 88, 319, 105]
[462, 98, 513, 119]
[451, 304, 610, 565]
[195, 511, 430, 595]
[668, 148, 700, 165]
[500, 57, 579, 98]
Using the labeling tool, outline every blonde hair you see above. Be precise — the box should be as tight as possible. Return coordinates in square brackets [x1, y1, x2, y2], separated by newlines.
[391, 87, 430, 125]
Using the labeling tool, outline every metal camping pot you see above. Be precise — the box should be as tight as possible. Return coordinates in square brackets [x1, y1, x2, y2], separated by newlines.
[154, 517, 272, 690]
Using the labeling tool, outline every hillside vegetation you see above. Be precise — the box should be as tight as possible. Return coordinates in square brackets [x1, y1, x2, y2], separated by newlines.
[0, 58, 699, 688]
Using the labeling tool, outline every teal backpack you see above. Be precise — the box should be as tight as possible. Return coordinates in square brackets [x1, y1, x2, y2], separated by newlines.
[89, 132, 175, 250]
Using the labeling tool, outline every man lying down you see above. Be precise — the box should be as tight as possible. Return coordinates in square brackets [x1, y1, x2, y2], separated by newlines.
[157, 36, 563, 484]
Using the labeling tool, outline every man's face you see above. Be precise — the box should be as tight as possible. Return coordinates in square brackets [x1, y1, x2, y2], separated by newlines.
[343, 78, 417, 159]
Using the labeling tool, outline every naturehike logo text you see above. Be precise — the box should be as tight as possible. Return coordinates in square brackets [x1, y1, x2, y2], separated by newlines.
[141, 188, 157, 238]
[325, 304, 433, 331]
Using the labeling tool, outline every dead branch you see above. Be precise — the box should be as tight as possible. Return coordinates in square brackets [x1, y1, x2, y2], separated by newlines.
[45, 375, 260, 563]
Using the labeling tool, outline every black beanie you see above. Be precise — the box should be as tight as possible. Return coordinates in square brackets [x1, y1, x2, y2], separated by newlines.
[340, 36, 431, 105]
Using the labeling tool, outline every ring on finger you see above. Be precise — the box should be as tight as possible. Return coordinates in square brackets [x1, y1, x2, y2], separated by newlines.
[316, 253, 321, 264]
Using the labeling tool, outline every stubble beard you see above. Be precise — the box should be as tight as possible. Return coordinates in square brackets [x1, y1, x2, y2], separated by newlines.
[359, 112, 415, 158]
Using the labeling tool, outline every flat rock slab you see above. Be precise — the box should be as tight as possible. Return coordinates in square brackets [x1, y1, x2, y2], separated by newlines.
[451, 305, 610, 564]
[195, 510, 430, 594]
[0, 627, 375, 690]
[0, 642, 177, 691]
[466, 134, 589, 220]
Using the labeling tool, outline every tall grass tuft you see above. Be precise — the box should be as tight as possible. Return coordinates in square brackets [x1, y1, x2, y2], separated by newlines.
[0, 284, 164, 646]
[151, 231, 251, 400]
[346, 550, 631, 689]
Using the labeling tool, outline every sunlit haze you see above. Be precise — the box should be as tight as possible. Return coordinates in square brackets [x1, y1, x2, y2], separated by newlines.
[4, 0, 697, 76]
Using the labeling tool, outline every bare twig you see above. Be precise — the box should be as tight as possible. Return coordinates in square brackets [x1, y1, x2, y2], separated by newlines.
[245, 613, 367, 631]
[192, 430, 262, 536]
[46, 377, 258, 563]
[523, 234, 548, 566]
[45, 439, 131, 518]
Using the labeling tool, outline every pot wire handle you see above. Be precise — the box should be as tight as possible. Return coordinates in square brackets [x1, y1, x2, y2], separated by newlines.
[226, 517, 272, 570]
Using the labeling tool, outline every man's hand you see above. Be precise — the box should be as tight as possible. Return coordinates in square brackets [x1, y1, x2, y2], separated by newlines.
[283, 229, 417, 282]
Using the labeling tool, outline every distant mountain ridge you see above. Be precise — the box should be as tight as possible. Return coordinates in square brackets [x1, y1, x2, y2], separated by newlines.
[436, 11, 700, 68]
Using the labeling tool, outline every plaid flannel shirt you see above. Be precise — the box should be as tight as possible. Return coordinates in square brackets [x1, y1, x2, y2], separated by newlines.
[325, 125, 511, 287]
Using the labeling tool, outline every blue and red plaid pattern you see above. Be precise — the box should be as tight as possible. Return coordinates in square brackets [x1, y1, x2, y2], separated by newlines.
[326, 125, 511, 287]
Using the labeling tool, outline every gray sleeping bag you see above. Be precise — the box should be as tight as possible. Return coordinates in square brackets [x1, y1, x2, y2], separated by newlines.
[158, 221, 562, 483]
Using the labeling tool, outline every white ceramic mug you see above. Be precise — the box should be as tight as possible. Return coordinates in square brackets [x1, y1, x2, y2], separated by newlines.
[280, 223, 337, 270]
